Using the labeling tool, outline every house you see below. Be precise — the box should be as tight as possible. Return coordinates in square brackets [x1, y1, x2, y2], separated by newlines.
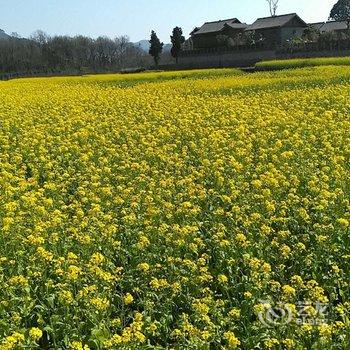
[309, 21, 348, 34]
[182, 37, 194, 51]
[245, 13, 308, 46]
[319, 21, 348, 34]
[190, 18, 247, 49]
[308, 22, 325, 32]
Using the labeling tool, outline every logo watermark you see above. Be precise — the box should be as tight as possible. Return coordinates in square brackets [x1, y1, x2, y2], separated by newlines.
[257, 300, 330, 328]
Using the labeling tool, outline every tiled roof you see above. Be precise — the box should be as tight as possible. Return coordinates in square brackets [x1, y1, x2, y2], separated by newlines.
[320, 21, 348, 32]
[246, 13, 307, 31]
[309, 22, 325, 31]
[225, 23, 248, 30]
[193, 18, 242, 35]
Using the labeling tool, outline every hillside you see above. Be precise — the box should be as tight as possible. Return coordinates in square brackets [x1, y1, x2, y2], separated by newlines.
[0, 29, 10, 39]
[135, 39, 172, 53]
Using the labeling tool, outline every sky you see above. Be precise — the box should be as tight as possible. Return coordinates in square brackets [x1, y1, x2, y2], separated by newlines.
[0, 0, 337, 42]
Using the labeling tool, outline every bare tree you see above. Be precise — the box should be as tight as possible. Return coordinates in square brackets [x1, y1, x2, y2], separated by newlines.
[115, 35, 130, 68]
[30, 30, 49, 44]
[0, 31, 149, 77]
[266, 0, 279, 16]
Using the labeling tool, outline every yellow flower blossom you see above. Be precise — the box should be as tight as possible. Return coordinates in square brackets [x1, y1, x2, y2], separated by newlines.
[224, 331, 241, 348]
[123, 293, 134, 305]
[29, 328, 43, 341]
[0, 65, 349, 349]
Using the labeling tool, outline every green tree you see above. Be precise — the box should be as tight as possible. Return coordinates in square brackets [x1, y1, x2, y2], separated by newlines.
[302, 26, 320, 42]
[330, 0, 350, 29]
[149, 30, 163, 66]
[170, 27, 185, 63]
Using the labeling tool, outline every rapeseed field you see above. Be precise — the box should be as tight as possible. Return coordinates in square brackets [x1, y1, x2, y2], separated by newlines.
[255, 56, 350, 70]
[0, 66, 349, 349]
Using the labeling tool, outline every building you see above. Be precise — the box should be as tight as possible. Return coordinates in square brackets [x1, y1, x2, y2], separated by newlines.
[309, 22, 325, 32]
[245, 13, 308, 46]
[319, 21, 348, 34]
[309, 21, 348, 34]
[182, 37, 194, 51]
[190, 18, 247, 49]
[184, 13, 349, 54]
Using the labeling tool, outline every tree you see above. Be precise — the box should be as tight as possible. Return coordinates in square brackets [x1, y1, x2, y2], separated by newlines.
[170, 27, 185, 63]
[216, 35, 235, 48]
[115, 35, 129, 68]
[330, 0, 350, 29]
[266, 0, 279, 17]
[149, 30, 163, 66]
[0, 31, 149, 76]
[30, 30, 49, 45]
[302, 26, 320, 42]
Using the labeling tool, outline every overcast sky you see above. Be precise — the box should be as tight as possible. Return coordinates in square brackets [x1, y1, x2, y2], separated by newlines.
[0, 0, 337, 42]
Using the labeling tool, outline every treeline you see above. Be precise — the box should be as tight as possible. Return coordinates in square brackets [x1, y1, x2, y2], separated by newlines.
[0, 31, 153, 76]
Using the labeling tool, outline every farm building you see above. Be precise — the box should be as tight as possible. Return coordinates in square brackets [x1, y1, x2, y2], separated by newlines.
[245, 13, 308, 46]
[309, 21, 349, 34]
[190, 18, 247, 49]
[182, 37, 194, 51]
[309, 22, 325, 31]
[319, 21, 349, 34]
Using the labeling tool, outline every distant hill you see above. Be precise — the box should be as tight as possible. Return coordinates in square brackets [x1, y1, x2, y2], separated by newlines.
[0, 29, 10, 40]
[134, 40, 172, 53]
[134, 40, 150, 52]
[163, 44, 172, 53]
